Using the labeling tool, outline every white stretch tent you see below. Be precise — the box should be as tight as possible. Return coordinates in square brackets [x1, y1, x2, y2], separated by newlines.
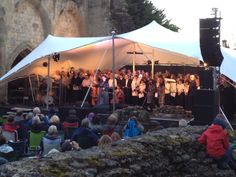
[0, 21, 236, 83]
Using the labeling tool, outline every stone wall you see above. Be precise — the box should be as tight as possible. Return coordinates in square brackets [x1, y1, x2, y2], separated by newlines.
[0, 0, 112, 101]
[0, 126, 235, 177]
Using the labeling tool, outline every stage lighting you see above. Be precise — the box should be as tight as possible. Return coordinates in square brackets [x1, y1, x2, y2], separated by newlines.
[154, 60, 159, 65]
[204, 62, 208, 67]
[147, 60, 152, 65]
[52, 53, 60, 62]
[43, 62, 48, 67]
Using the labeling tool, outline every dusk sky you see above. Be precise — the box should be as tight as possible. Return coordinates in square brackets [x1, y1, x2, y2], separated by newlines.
[150, 0, 236, 48]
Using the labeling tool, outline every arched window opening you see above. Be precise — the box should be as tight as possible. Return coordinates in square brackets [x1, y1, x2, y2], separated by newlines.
[11, 48, 31, 68]
[8, 49, 31, 104]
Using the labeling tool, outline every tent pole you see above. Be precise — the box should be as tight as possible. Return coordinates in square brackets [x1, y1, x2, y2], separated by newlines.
[133, 44, 136, 75]
[46, 56, 51, 110]
[112, 31, 116, 113]
[152, 49, 154, 79]
[81, 48, 109, 108]
[28, 76, 35, 103]
[220, 107, 234, 131]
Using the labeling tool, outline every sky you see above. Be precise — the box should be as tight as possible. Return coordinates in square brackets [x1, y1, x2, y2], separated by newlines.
[150, 0, 236, 48]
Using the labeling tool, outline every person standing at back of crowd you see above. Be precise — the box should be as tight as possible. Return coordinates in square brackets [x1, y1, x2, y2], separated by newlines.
[81, 73, 92, 105]
[187, 75, 197, 110]
[97, 76, 109, 105]
[123, 74, 132, 105]
[156, 75, 165, 108]
[138, 79, 146, 106]
[170, 74, 177, 106]
[131, 75, 139, 105]
[184, 79, 190, 109]
[146, 80, 156, 111]
[70, 70, 80, 103]
[164, 79, 171, 105]
[176, 78, 185, 107]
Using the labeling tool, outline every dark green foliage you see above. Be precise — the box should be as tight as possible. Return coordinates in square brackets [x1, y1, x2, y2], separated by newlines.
[111, 0, 179, 33]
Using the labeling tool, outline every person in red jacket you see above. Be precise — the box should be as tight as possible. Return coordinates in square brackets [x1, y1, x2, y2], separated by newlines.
[198, 114, 236, 172]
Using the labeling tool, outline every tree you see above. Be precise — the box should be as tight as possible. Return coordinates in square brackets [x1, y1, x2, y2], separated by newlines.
[111, 0, 179, 33]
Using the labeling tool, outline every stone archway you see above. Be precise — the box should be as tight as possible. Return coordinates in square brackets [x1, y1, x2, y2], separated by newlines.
[0, 5, 6, 76]
[7, 45, 32, 104]
[7, 42, 33, 70]
[11, 48, 31, 68]
[15, 0, 51, 37]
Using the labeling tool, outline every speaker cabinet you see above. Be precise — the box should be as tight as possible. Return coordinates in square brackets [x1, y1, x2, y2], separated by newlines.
[192, 89, 219, 124]
[200, 18, 223, 66]
[199, 69, 216, 89]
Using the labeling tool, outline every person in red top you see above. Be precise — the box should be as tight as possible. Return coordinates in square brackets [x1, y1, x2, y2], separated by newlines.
[3, 117, 19, 132]
[198, 114, 236, 172]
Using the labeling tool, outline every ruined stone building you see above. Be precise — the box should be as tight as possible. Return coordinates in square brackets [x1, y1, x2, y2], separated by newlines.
[0, 0, 114, 102]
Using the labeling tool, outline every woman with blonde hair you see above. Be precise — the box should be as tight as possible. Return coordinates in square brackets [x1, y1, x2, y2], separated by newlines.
[98, 135, 112, 146]
[111, 132, 121, 142]
[49, 115, 62, 130]
[41, 125, 62, 156]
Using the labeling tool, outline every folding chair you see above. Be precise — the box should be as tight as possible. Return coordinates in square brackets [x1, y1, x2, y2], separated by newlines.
[0, 151, 18, 162]
[8, 140, 27, 157]
[63, 122, 78, 140]
[28, 131, 45, 155]
[2, 130, 18, 142]
[42, 137, 61, 156]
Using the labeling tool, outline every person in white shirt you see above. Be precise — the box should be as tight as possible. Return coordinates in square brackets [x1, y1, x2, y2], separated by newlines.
[81, 73, 92, 105]
[164, 78, 171, 105]
[131, 75, 139, 105]
[138, 79, 146, 105]
[176, 79, 185, 107]
[170, 75, 177, 105]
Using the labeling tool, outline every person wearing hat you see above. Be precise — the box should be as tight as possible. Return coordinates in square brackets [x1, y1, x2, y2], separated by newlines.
[198, 114, 236, 172]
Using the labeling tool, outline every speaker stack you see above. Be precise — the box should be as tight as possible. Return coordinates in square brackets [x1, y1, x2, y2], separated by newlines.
[192, 89, 219, 125]
[199, 68, 217, 90]
[191, 18, 224, 125]
[199, 18, 223, 66]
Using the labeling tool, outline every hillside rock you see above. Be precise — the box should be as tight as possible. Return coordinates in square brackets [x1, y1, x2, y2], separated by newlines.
[0, 126, 235, 177]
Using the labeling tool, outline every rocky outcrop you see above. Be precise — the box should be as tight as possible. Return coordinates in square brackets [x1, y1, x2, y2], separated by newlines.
[0, 126, 235, 177]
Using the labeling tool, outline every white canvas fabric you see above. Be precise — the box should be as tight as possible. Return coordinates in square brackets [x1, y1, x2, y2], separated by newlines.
[0, 21, 235, 83]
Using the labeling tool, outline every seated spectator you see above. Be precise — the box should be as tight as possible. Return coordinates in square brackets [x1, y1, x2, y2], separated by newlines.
[49, 115, 62, 130]
[28, 107, 49, 126]
[0, 135, 14, 153]
[63, 109, 79, 129]
[88, 114, 102, 137]
[30, 116, 48, 133]
[123, 112, 144, 138]
[61, 140, 80, 152]
[2, 117, 19, 132]
[111, 132, 121, 142]
[17, 112, 33, 141]
[103, 113, 118, 136]
[86, 112, 95, 126]
[198, 114, 236, 172]
[71, 118, 99, 149]
[98, 135, 112, 146]
[41, 125, 62, 156]
[14, 109, 23, 122]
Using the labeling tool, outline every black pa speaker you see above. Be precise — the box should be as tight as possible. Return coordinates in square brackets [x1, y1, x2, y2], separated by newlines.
[199, 69, 216, 89]
[200, 18, 224, 66]
[192, 89, 219, 124]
